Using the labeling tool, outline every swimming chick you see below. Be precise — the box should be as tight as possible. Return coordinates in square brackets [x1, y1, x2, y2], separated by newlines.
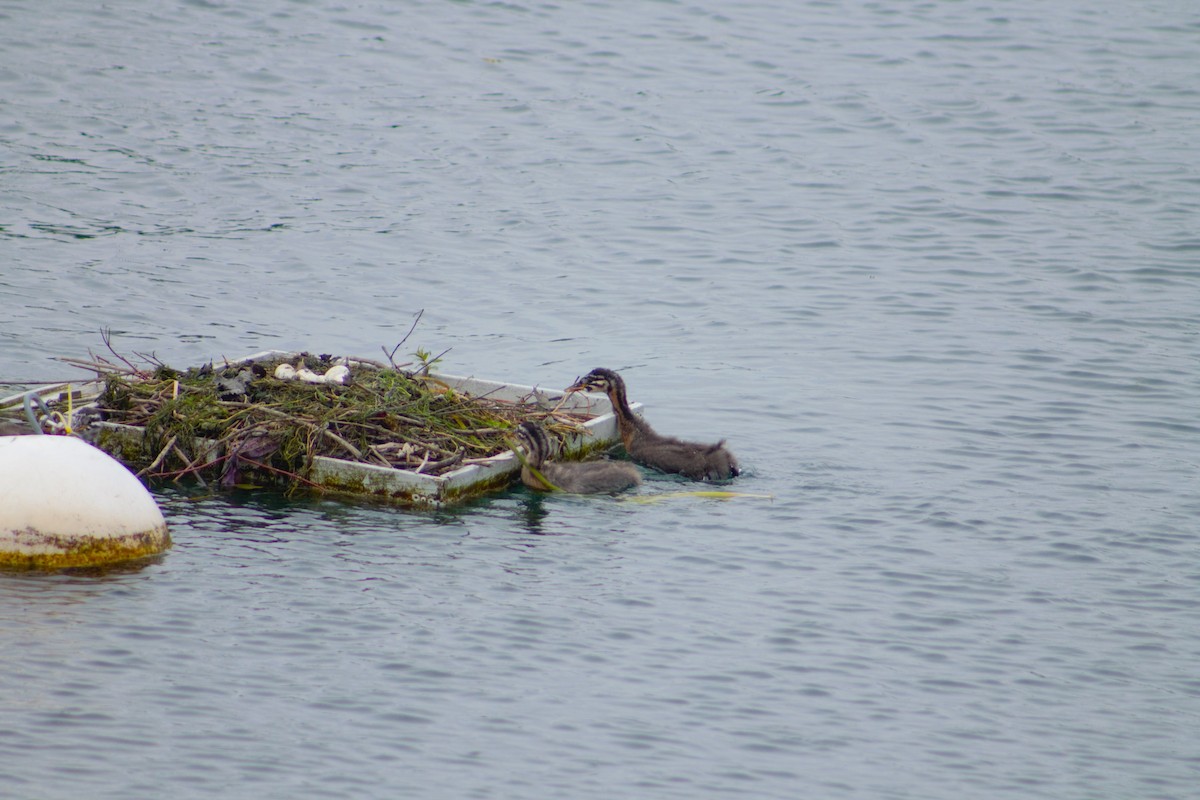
[514, 420, 641, 494]
[567, 368, 739, 481]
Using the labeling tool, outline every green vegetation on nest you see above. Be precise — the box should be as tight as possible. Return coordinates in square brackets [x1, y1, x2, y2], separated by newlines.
[93, 353, 588, 491]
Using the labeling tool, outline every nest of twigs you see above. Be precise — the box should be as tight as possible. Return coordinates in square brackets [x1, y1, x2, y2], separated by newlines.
[88, 352, 588, 491]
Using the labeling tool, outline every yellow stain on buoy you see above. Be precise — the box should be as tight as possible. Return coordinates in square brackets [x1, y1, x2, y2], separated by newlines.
[0, 435, 171, 570]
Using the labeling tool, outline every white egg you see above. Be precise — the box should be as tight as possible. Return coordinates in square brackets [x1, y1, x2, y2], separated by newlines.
[296, 368, 324, 384]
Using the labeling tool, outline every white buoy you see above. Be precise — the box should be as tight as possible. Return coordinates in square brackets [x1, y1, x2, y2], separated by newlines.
[0, 435, 171, 569]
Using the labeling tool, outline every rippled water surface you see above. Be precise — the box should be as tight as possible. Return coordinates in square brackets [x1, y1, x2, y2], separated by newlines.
[2, 1, 1199, 798]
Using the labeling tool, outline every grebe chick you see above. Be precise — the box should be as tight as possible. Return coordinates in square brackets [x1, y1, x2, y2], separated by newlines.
[567, 368, 739, 481]
[514, 421, 641, 494]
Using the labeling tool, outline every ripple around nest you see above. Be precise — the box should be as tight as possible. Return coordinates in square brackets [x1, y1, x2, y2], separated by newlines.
[3, 1, 1200, 798]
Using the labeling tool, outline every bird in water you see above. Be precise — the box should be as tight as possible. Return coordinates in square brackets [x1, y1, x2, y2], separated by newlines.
[513, 420, 641, 494]
[567, 368, 739, 481]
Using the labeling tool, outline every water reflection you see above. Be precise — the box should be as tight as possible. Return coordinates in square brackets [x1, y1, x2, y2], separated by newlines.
[0, 554, 168, 594]
[516, 491, 552, 536]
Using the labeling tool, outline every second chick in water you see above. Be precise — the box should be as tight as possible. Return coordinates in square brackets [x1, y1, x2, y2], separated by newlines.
[514, 421, 641, 494]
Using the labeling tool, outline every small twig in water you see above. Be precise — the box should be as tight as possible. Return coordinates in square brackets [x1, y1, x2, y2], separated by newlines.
[236, 456, 325, 490]
[171, 443, 208, 487]
[138, 435, 178, 478]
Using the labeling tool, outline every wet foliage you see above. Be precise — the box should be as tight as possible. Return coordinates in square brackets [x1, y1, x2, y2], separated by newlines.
[93, 353, 588, 490]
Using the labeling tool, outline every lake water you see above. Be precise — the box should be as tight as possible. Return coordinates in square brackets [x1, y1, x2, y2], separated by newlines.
[2, 1, 1199, 798]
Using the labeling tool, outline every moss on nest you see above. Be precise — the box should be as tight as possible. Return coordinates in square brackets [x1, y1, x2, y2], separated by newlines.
[91, 353, 588, 493]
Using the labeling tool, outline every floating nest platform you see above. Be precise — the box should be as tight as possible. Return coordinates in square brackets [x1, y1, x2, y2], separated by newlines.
[2, 351, 636, 507]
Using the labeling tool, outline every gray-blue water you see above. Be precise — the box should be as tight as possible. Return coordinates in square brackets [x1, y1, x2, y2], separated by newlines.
[3, 1, 1199, 797]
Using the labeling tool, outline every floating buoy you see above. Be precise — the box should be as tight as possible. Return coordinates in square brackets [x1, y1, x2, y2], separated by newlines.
[0, 435, 171, 569]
